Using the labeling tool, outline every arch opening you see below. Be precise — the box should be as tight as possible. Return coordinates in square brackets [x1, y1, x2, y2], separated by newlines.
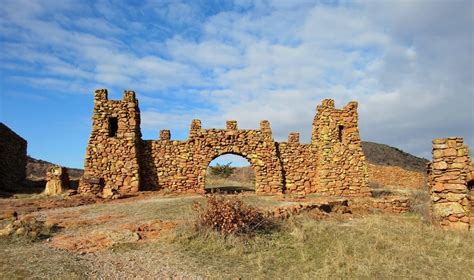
[205, 153, 256, 194]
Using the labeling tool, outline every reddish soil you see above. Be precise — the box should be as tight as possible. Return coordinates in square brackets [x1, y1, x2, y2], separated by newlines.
[0, 191, 180, 219]
[50, 234, 114, 254]
[122, 219, 177, 241]
[0, 195, 102, 219]
[45, 213, 126, 229]
[50, 219, 176, 254]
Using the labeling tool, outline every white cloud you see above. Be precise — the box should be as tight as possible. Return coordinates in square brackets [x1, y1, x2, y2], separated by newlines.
[1, 0, 472, 159]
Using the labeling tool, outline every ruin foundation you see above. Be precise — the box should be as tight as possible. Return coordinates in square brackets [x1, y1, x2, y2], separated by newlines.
[44, 166, 70, 196]
[79, 89, 370, 197]
[0, 123, 27, 192]
[428, 137, 473, 231]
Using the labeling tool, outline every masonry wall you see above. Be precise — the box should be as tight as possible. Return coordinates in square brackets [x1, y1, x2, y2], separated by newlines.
[0, 123, 27, 192]
[311, 100, 370, 196]
[277, 133, 318, 194]
[139, 120, 283, 194]
[79, 90, 141, 194]
[428, 137, 472, 231]
[80, 90, 369, 197]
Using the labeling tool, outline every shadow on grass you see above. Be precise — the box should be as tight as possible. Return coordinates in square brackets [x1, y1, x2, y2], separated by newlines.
[0, 179, 80, 198]
[205, 185, 255, 194]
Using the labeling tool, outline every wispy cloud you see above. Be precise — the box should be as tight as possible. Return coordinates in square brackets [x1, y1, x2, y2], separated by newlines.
[1, 0, 472, 163]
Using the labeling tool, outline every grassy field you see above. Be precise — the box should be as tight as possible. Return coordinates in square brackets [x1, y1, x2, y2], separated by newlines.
[205, 175, 255, 193]
[0, 194, 473, 279]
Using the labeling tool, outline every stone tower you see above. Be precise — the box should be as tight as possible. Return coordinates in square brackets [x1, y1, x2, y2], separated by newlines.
[311, 99, 370, 196]
[79, 89, 142, 195]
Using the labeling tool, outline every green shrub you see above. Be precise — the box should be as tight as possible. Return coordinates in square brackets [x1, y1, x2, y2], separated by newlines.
[208, 162, 235, 178]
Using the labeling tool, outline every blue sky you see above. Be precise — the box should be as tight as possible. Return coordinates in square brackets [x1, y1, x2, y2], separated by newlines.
[0, 0, 472, 168]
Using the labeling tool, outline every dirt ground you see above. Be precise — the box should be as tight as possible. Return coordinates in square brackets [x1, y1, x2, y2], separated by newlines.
[0, 191, 471, 279]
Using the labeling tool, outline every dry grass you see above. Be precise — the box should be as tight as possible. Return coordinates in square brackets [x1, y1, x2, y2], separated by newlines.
[169, 214, 474, 279]
[0, 194, 472, 279]
[205, 176, 255, 193]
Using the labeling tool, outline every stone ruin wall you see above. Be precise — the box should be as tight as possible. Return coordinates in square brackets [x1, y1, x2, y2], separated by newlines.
[80, 89, 369, 197]
[0, 123, 27, 192]
[428, 137, 472, 231]
[78, 90, 141, 194]
[312, 100, 370, 196]
[44, 166, 70, 195]
[139, 119, 284, 194]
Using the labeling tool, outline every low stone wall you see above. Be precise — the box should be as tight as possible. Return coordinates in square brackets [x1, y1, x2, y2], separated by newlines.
[350, 197, 411, 214]
[428, 137, 471, 231]
[368, 163, 426, 189]
[0, 123, 27, 192]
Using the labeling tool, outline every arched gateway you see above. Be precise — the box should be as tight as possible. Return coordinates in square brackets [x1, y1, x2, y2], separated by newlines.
[79, 89, 370, 197]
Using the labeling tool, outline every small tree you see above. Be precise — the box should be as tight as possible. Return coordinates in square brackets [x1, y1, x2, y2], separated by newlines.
[209, 162, 235, 178]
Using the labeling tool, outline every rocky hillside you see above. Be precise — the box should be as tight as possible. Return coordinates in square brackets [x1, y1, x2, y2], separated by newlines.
[27, 156, 83, 181]
[361, 141, 428, 172]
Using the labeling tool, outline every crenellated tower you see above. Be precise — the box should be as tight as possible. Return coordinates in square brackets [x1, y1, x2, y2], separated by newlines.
[311, 99, 370, 196]
[79, 89, 142, 195]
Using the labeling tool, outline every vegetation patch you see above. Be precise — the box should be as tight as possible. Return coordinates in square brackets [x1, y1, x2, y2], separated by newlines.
[193, 195, 275, 236]
[170, 214, 474, 279]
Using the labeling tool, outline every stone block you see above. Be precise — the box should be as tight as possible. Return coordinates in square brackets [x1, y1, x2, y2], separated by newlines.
[432, 161, 448, 170]
[433, 202, 466, 217]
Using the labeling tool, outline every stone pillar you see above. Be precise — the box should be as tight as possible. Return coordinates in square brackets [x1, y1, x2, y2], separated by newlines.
[189, 119, 202, 138]
[44, 166, 69, 195]
[160, 130, 171, 140]
[226, 120, 237, 130]
[428, 137, 471, 231]
[259, 120, 273, 141]
[288, 132, 300, 144]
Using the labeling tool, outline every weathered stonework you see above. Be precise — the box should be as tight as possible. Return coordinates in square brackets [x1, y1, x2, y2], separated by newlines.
[80, 89, 369, 197]
[428, 137, 472, 231]
[44, 166, 70, 195]
[0, 123, 27, 192]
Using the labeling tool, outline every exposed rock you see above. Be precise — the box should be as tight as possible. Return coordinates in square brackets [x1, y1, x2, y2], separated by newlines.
[43, 166, 69, 195]
[433, 202, 466, 217]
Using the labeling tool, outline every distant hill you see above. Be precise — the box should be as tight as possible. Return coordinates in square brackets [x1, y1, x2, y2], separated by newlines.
[362, 141, 428, 172]
[27, 156, 83, 181]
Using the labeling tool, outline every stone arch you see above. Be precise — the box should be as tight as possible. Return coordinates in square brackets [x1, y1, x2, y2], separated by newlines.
[199, 150, 263, 192]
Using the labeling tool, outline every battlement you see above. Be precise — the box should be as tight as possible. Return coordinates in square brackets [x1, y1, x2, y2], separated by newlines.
[81, 89, 368, 197]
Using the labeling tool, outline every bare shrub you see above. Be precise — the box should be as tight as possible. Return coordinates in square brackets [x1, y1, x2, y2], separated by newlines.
[193, 195, 275, 236]
[409, 189, 431, 221]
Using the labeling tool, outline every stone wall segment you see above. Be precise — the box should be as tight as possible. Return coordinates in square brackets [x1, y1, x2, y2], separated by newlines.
[80, 89, 370, 198]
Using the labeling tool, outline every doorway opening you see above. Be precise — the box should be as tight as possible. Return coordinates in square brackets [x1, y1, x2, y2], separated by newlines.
[205, 154, 256, 194]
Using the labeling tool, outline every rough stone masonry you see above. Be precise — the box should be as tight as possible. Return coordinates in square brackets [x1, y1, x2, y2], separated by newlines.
[0, 123, 27, 192]
[79, 89, 370, 197]
[428, 137, 473, 231]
